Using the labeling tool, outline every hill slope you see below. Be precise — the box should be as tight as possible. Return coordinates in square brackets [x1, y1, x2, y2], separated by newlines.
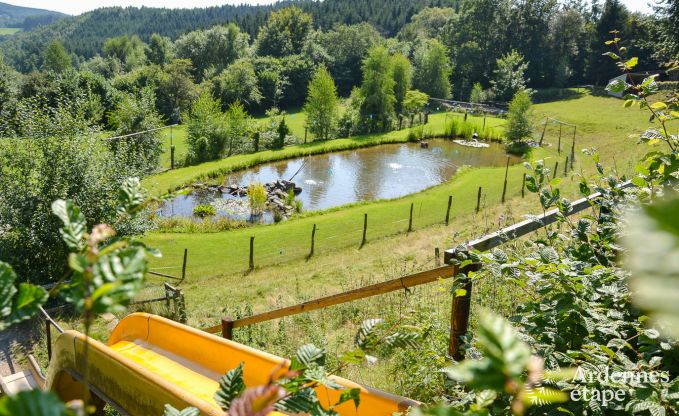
[0, 2, 65, 30]
[0, 0, 455, 72]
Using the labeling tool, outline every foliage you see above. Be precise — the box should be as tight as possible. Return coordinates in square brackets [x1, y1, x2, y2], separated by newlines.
[155, 59, 198, 123]
[392, 54, 413, 114]
[146, 33, 175, 66]
[0, 390, 70, 416]
[107, 88, 164, 176]
[248, 183, 268, 216]
[174, 24, 249, 82]
[193, 204, 216, 218]
[491, 50, 530, 103]
[403, 90, 430, 119]
[185, 91, 227, 163]
[505, 90, 533, 143]
[255, 6, 313, 58]
[211, 59, 263, 110]
[413, 39, 453, 100]
[359, 46, 396, 133]
[304, 65, 338, 141]
[0, 262, 47, 331]
[224, 101, 253, 157]
[43, 40, 71, 73]
[103, 34, 147, 71]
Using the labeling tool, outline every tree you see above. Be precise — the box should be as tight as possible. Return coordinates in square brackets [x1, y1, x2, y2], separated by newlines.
[505, 89, 533, 143]
[156, 59, 199, 122]
[548, 7, 585, 87]
[304, 66, 338, 141]
[399, 7, 457, 41]
[360, 46, 396, 133]
[146, 33, 175, 66]
[224, 102, 252, 156]
[588, 0, 630, 84]
[211, 59, 263, 110]
[107, 88, 163, 176]
[255, 6, 313, 57]
[413, 39, 452, 99]
[319, 23, 383, 96]
[175, 24, 250, 81]
[402, 90, 429, 120]
[391, 54, 412, 114]
[469, 82, 485, 103]
[491, 50, 530, 102]
[185, 91, 227, 163]
[43, 40, 71, 73]
[103, 35, 147, 71]
[274, 117, 290, 149]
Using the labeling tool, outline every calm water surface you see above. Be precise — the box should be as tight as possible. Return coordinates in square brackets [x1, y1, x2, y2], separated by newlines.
[159, 139, 519, 220]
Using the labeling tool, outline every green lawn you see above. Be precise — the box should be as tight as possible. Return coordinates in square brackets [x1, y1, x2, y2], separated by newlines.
[0, 27, 21, 35]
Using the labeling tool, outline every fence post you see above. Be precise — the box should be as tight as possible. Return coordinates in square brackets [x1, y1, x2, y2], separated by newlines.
[249, 237, 255, 271]
[539, 118, 548, 146]
[435, 248, 441, 266]
[445, 195, 453, 226]
[501, 156, 510, 203]
[304, 127, 308, 144]
[482, 112, 487, 131]
[221, 317, 234, 340]
[521, 173, 526, 198]
[408, 203, 414, 232]
[360, 214, 368, 248]
[309, 224, 316, 258]
[564, 157, 569, 175]
[45, 319, 52, 360]
[553, 161, 559, 178]
[475, 187, 482, 213]
[164, 282, 171, 309]
[571, 126, 576, 170]
[170, 145, 175, 170]
[175, 289, 187, 323]
[557, 124, 562, 155]
[181, 248, 188, 283]
[445, 249, 482, 361]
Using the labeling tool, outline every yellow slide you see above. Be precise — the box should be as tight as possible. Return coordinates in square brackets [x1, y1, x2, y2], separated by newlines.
[45, 313, 417, 415]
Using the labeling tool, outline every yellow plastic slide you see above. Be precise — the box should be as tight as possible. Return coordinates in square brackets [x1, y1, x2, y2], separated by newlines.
[45, 313, 418, 415]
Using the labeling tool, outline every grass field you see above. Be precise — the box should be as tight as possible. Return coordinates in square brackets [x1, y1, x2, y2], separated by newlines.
[0, 27, 21, 35]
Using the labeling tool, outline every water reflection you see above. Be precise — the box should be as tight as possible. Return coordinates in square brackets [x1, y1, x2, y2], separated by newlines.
[159, 139, 519, 219]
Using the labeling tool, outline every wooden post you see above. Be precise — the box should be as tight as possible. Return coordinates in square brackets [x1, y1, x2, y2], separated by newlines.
[476, 187, 482, 213]
[464, 110, 468, 121]
[360, 214, 368, 248]
[176, 289, 187, 323]
[181, 248, 188, 283]
[521, 173, 526, 198]
[304, 127, 308, 144]
[309, 224, 316, 258]
[435, 248, 441, 266]
[557, 124, 562, 155]
[445, 250, 482, 360]
[553, 161, 559, 178]
[170, 145, 175, 170]
[539, 118, 548, 146]
[482, 112, 487, 131]
[45, 319, 52, 360]
[571, 126, 576, 170]
[501, 156, 510, 203]
[164, 283, 171, 309]
[221, 317, 234, 340]
[249, 236, 255, 270]
[445, 195, 453, 226]
[408, 203, 414, 232]
[564, 157, 569, 175]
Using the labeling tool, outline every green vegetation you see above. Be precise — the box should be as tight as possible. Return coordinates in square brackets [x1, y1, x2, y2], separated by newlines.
[0, 28, 21, 35]
[248, 183, 267, 215]
[193, 204, 216, 218]
[505, 90, 533, 143]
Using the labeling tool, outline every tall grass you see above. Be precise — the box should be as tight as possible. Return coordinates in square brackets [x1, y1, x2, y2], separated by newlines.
[444, 117, 504, 141]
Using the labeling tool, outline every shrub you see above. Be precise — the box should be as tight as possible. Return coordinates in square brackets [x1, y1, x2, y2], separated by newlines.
[505, 89, 533, 143]
[193, 204, 216, 218]
[248, 183, 267, 215]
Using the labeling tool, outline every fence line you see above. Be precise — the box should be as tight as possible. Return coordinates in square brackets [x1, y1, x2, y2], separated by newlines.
[103, 124, 179, 141]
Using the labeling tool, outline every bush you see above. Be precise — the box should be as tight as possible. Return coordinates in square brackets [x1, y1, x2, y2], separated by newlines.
[248, 183, 267, 215]
[185, 91, 227, 163]
[505, 89, 533, 143]
[193, 204, 216, 218]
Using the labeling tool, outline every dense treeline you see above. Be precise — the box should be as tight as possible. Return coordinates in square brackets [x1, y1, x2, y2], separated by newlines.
[0, 2, 64, 30]
[0, 0, 454, 72]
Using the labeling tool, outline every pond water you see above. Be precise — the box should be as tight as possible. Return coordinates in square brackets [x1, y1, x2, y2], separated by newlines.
[159, 139, 519, 222]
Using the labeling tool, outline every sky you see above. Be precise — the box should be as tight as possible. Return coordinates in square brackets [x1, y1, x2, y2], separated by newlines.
[4, 0, 657, 16]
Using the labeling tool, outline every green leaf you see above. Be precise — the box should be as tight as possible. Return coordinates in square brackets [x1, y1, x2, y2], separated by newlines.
[117, 177, 146, 216]
[51, 199, 86, 252]
[650, 102, 668, 111]
[602, 51, 620, 60]
[6, 283, 48, 327]
[214, 362, 246, 411]
[0, 390, 68, 416]
[336, 388, 361, 409]
[163, 405, 200, 416]
[605, 78, 626, 94]
[625, 57, 638, 69]
[354, 319, 383, 349]
[339, 348, 366, 365]
[294, 344, 326, 369]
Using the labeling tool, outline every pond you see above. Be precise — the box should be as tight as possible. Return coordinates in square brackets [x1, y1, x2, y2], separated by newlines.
[158, 139, 520, 222]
